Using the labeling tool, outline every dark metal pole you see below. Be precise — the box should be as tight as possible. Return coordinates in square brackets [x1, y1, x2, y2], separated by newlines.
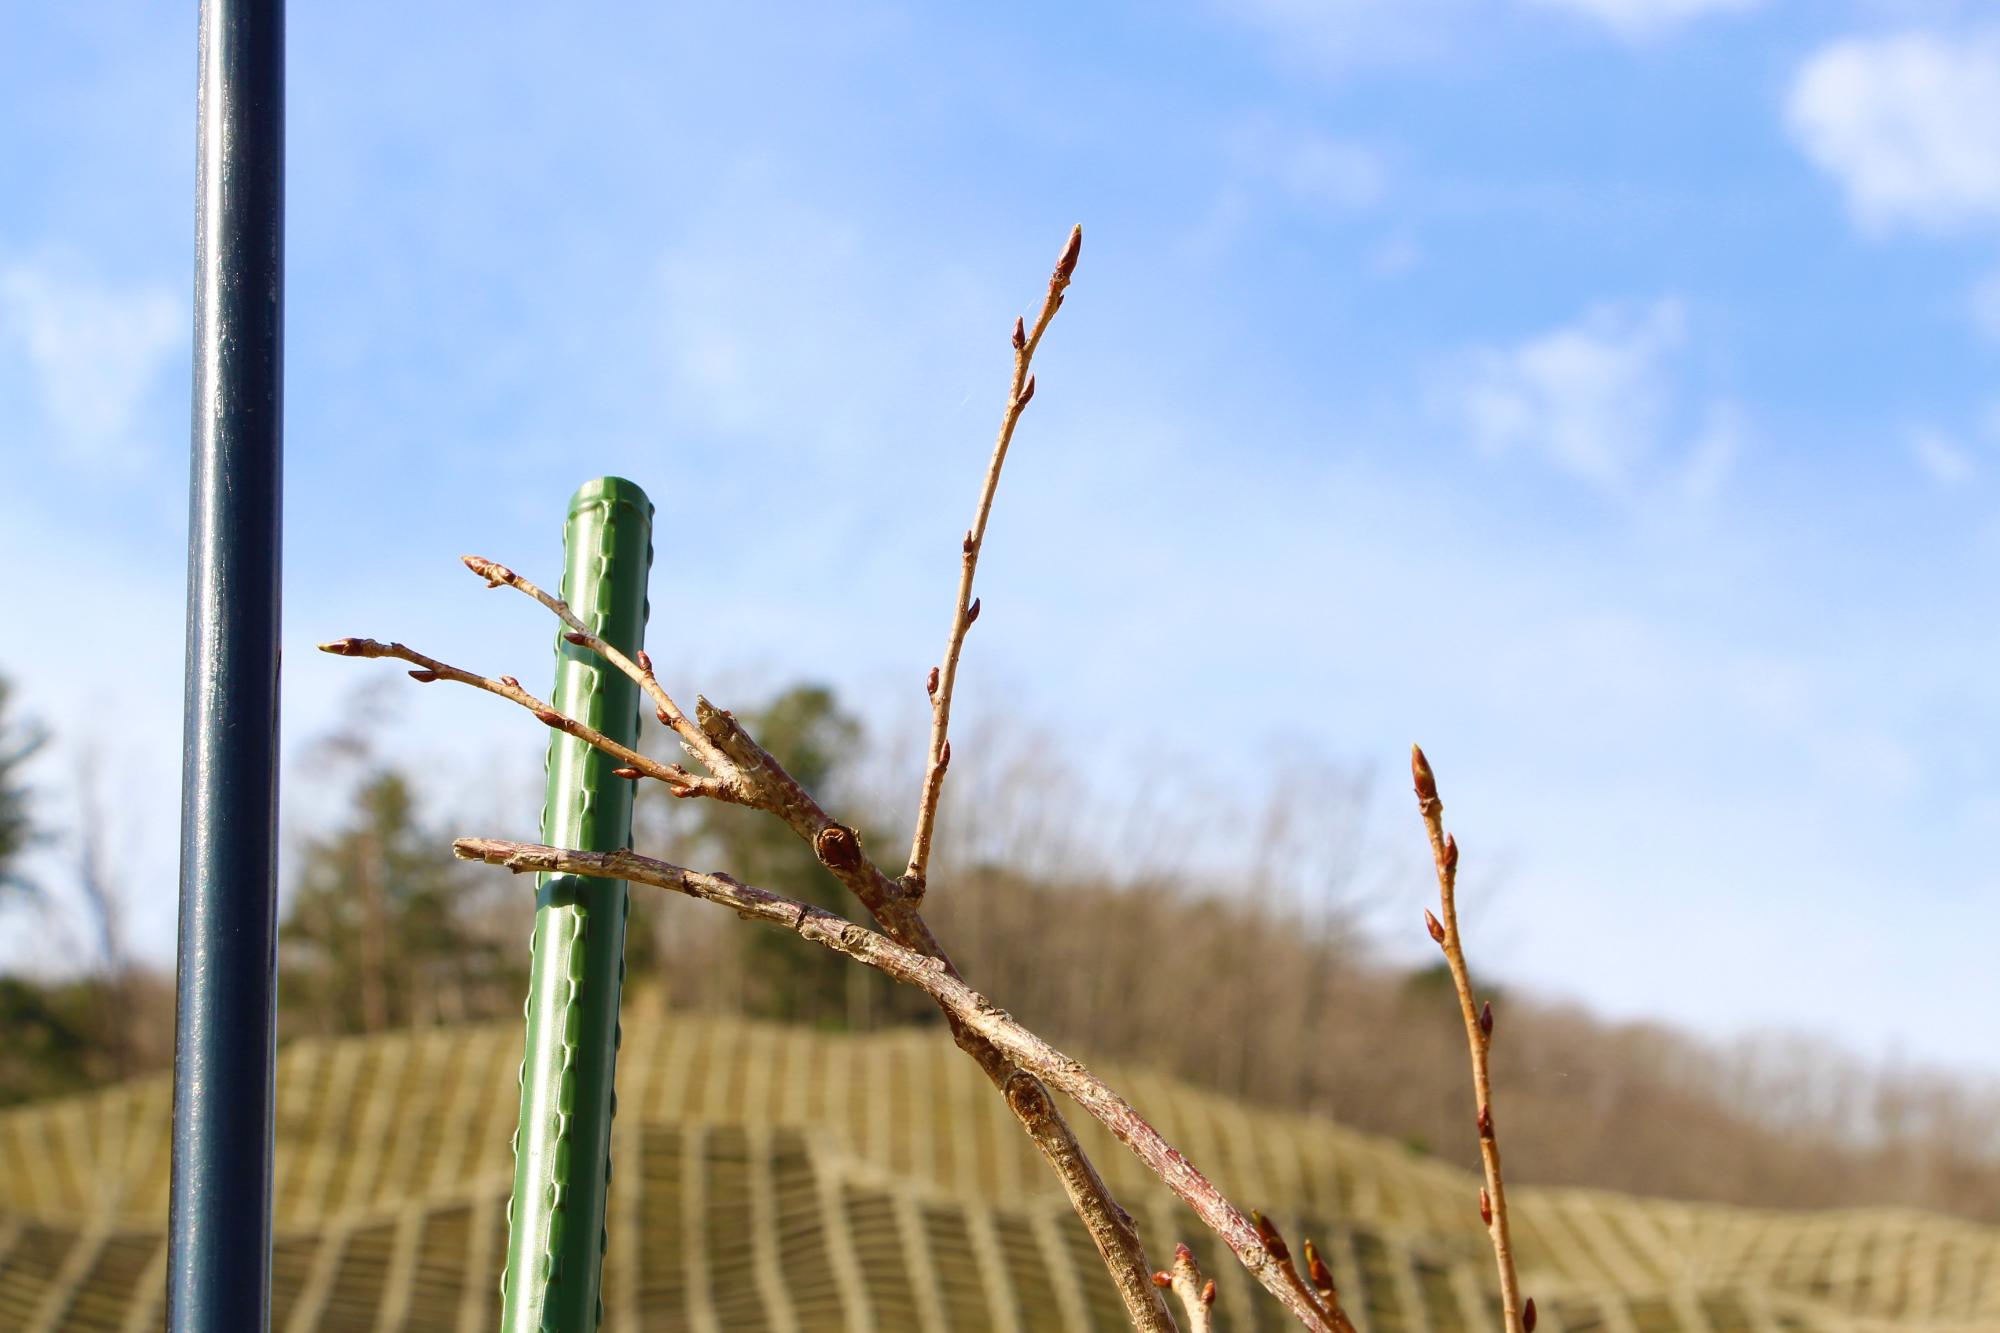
[170, 0, 284, 1328]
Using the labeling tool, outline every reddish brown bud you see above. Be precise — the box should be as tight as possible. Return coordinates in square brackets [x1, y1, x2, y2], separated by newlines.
[406, 669, 440, 683]
[462, 555, 513, 587]
[612, 767, 641, 780]
[1480, 1000, 1494, 1036]
[1443, 833, 1459, 874]
[1053, 225, 1082, 282]
[564, 631, 589, 647]
[1152, 1272, 1172, 1289]
[319, 637, 365, 656]
[1175, 1243, 1194, 1263]
[1012, 315, 1026, 350]
[1016, 375, 1036, 408]
[1251, 1212, 1290, 1262]
[1411, 745, 1438, 802]
[1524, 1297, 1538, 1332]
[1425, 909, 1446, 944]
[499, 675, 521, 690]
[1304, 1239, 1336, 1299]
[635, 648, 653, 673]
[1201, 1279, 1216, 1307]
[533, 708, 564, 728]
[963, 530, 975, 554]
[939, 739, 952, 772]
[966, 597, 981, 625]
[1478, 1105, 1494, 1138]
[814, 824, 864, 872]
[656, 707, 672, 726]
[926, 666, 939, 697]
[1479, 1188, 1493, 1226]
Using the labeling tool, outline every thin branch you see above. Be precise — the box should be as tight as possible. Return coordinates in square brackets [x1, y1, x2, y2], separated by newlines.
[1412, 745, 1529, 1333]
[459, 555, 735, 779]
[903, 225, 1082, 899]
[315, 638, 735, 802]
[1007, 1072, 1178, 1331]
[1252, 1213, 1359, 1333]
[1153, 1243, 1218, 1333]
[457, 835, 1340, 1333]
[328, 624, 1172, 1326]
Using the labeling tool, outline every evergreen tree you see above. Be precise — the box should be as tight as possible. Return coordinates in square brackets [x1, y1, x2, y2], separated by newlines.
[679, 685, 924, 1029]
[280, 769, 523, 1034]
[0, 677, 45, 899]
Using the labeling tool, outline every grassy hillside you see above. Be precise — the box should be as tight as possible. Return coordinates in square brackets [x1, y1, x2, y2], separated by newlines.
[2, 1016, 1994, 1331]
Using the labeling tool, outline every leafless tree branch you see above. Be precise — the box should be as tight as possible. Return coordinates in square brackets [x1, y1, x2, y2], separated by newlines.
[1413, 744, 1534, 1333]
[1153, 1243, 1218, 1333]
[455, 835, 1341, 1332]
[903, 225, 1081, 901]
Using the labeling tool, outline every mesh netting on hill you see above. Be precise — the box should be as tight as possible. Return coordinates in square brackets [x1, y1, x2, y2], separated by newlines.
[2, 1017, 1994, 1331]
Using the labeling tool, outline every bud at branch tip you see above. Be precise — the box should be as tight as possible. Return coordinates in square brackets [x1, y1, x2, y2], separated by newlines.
[1411, 744, 1438, 803]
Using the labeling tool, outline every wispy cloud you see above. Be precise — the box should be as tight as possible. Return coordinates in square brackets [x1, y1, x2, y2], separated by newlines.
[1522, 0, 1763, 41]
[1214, 0, 1482, 72]
[1908, 425, 1977, 484]
[1786, 30, 2000, 235]
[0, 252, 181, 470]
[1441, 298, 1736, 492]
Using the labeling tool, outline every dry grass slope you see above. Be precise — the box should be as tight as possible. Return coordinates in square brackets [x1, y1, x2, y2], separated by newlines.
[1, 1017, 1994, 1331]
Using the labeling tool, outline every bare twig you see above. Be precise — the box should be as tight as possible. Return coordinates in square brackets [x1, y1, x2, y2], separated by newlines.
[458, 555, 738, 780]
[315, 638, 736, 802]
[325, 631, 1173, 1328]
[1412, 745, 1528, 1333]
[1253, 1213, 1359, 1333]
[1007, 1071, 1176, 1330]
[1153, 1243, 1218, 1333]
[458, 835, 1341, 1332]
[903, 225, 1082, 900]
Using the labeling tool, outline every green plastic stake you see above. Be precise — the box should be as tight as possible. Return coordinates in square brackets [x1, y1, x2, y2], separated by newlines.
[501, 477, 653, 1332]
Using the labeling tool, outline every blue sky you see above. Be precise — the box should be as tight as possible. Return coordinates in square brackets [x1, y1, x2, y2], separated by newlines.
[3, 1, 1997, 1075]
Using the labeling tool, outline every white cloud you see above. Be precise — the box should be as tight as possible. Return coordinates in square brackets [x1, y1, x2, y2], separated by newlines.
[1523, 0, 1763, 41]
[1, 254, 181, 468]
[1681, 399, 1746, 499]
[1448, 298, 1727, 488]
[1786, 31, 2000, 235]
[1908, 425, 1976, 483]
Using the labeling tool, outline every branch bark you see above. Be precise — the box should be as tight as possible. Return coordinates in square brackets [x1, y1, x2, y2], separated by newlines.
[1413, 745, 1530, 1333]
[457, 835, 1341, 1332]
[904, 226, 1081, 901]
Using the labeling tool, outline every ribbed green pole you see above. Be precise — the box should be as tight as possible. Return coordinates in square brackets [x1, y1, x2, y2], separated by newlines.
[501, 477, 653, 1332]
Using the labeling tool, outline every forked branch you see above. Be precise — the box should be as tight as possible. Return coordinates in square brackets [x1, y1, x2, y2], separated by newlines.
[1153, 1244, 1218, 1333]
[456, 835, 1342, 1333]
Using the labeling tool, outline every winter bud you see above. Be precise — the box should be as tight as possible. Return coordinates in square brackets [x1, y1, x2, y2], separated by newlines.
[1054, 225, 1082, 283]
[1411, 745, 1438, 803]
